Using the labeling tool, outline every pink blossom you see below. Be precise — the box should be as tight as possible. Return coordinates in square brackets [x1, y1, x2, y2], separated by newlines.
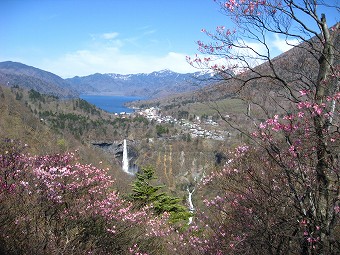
[298, 112, 304, 118]
[288, 145, 297, 157]
[313, 104, 323, 115]
[335, 206, 340, 214]
[259, 122, 266, 129]
[299, 90, 308, 96]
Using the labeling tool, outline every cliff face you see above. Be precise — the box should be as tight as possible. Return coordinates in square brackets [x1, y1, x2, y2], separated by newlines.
[92, 140, 139, 169]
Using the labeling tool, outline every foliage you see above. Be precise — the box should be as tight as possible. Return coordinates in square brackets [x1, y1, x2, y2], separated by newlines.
[185, 1, 340, 254]
[155, 124, 169, 137]
[29, 89, 44, 102]
[76, 98, 101, 115]
[28, 89, 58, 103]
[200, 138, 339, 254]
[129, 166, 191, 224]
[0, 139, 163, 255]
[177, 110, 190, 120]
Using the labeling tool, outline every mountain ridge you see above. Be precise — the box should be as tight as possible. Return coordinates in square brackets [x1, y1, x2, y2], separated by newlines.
[66, 69, 214, 98]
[0, 61, 214, 99]
[0, 61, 78, 98]
[129, 29, 340, 116]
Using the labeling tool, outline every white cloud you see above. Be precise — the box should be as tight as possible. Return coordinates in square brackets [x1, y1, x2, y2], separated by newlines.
[235, 40, 268, 66]
[40, 46, 197, 78]
[30, 30, 198, 78]
[272, 34, 299, 53]
[24, 32, 300, 78]
[101, 32, 119, 40]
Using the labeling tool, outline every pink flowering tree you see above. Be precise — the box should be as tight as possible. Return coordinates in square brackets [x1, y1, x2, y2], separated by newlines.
[0, 139, 167, 255]
[200, 105, 339, 253]
[187, 1, 340, 254]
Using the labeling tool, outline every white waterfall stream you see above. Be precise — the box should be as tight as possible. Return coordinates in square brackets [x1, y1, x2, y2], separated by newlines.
[122, 139, 130, 174]
[187, 187, 195, 225]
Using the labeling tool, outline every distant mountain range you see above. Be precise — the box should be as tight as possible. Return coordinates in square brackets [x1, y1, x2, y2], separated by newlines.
[132, 30, 340, 112]
[0, 61, 78, 98]
[0, 61, 215, 99]
[66, 70, 214, 98]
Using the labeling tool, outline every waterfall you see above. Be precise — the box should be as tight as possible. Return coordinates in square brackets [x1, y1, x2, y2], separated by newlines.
[187, 187, 195, 225]
[122, 139, 129, 174]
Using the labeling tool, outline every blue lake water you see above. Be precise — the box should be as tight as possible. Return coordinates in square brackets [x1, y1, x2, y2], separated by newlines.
[80, 95, 144, 113]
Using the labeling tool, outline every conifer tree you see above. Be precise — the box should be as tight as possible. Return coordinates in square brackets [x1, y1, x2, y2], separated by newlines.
[129, 166, 191, 224]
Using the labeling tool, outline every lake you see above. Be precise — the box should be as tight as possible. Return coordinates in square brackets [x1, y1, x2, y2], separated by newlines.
[80, 95, 144, 113]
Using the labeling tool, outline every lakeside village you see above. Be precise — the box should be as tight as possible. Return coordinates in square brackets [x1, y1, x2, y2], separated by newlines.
[116, 107, 230, 141]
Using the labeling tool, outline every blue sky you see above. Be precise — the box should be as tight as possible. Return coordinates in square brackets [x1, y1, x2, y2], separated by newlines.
[1, 0, 339, 78]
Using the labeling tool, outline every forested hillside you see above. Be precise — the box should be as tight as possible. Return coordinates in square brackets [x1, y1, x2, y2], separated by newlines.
[0, 61, 78, 98]
[0, 83, 228, 254]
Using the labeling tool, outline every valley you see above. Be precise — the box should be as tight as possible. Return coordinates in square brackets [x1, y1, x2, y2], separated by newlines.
[0, 61, 243, 182]
[0, 6, 339, 253]
[0, 80, 233, 194]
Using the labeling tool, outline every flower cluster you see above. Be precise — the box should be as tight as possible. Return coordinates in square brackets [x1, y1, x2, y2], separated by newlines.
[128, 243, 149, 255]
[0, 141, 165, 254]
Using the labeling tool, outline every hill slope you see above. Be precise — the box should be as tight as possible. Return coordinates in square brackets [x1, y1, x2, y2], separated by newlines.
[131, 30, 340, 117]
[0, 61, 78, 98]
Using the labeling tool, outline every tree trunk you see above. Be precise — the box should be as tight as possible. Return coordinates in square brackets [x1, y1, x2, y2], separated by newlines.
[312, 18, 339, 255]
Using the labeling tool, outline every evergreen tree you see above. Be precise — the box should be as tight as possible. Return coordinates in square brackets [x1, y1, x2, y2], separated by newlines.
[129, 166, 191, 224]
[130, 166, 164, 206]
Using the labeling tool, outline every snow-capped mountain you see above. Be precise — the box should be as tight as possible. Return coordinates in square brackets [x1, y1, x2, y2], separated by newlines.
[66, 70, 214, 98]
[0, 61, 216, 99]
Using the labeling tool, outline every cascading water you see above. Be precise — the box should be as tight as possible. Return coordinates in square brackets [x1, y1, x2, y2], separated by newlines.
[187, 187, 195, 225]
[122, 139, 129, 174]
